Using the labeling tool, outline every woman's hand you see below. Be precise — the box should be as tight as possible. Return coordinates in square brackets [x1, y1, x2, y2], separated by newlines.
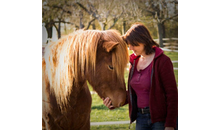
[102, 97, 115, 110]
[165, 127, 174, 130]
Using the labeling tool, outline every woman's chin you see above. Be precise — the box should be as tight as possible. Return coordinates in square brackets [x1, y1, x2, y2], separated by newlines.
[133, 52, 139, 56]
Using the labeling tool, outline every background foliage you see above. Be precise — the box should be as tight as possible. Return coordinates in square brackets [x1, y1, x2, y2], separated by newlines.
[42, 0, 178, 46]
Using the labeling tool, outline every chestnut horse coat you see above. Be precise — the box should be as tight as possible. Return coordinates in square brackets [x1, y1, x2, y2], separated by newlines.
[42, 29, 129, 130]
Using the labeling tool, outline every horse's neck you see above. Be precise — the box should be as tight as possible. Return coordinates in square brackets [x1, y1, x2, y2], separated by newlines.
[68, 81, 88, 106]
[70, 79, 87, 95]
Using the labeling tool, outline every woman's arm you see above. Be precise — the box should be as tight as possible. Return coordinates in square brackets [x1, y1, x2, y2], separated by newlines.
[159, 58, 178, 128]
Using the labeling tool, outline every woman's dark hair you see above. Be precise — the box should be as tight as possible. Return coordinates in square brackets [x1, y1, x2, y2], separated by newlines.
[122, 22, 159, 55]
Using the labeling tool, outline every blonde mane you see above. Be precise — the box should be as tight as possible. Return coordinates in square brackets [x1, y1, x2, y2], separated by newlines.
[44, 29, 129, 108]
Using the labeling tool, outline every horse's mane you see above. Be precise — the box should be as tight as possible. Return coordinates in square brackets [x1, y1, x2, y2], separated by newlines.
[44, 29, 129, 108]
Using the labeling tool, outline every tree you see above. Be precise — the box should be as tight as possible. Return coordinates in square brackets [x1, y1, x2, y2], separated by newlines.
[42, 0, 75, 39]
[136, 0, 178, 47]
[42, 0, 178, 43]
[119, 0, 144, 34]
[76, 0, 125, 30]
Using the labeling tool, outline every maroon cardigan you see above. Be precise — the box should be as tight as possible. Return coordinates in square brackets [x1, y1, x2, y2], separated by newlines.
[126, 47, 178, 128]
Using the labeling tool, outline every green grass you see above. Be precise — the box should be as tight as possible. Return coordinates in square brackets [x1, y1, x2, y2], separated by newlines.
[174, 69, 178, 85]
[91, 123, 136, 130]
[173, 63, 178, 68]
[90, 94, 130, 122]
[164, 51, 178, 61]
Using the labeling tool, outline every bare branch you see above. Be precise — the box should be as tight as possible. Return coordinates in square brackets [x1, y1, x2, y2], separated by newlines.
[53, 21, 74, 25]
[161, 14, 178, 23]
[76, 2, 99, 20]
[76, 2, 90, 14]
[85, 18, 96, 30]
[52, 5, 72, 15]
[107, 10, 124, 30]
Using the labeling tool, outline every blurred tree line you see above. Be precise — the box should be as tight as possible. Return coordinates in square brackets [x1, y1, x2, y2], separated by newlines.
[42, 0, 178, 47]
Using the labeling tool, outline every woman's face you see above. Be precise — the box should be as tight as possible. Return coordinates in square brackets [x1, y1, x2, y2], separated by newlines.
[128, 43, 145, 56]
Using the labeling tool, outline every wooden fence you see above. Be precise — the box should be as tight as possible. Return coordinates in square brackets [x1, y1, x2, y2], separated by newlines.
[154, 38, 178, 52]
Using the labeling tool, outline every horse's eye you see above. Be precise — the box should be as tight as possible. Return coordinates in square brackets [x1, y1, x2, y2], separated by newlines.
[108, 65, 114, 70]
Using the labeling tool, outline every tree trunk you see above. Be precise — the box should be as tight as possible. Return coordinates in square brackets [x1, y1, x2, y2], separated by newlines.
[99, 22, 106, 30]
[45, 23, 53, 43]
[80, 19, 84, 29]
[157, 22, 164, 47]
[162, 23, 165, 38]
[122, 21, 126, 35]
[80, 17, 84, 29]
[92, 22, 96, 29]
[79, 11, 84, 29]
[58, 21, 61, 39]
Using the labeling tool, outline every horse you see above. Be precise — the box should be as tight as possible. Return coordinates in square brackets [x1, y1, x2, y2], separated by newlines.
[42, 29, 129, 130]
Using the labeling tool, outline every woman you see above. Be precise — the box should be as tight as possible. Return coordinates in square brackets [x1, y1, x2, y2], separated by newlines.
[103, 23, 178, 130]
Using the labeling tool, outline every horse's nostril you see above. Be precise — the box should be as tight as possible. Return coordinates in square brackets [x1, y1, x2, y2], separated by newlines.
[117, 103, 122, 107]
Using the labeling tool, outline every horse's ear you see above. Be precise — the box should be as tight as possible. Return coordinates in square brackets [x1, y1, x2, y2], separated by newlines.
[102, 41, 119, 52]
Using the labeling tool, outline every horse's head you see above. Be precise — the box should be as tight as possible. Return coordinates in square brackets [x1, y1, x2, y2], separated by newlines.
[86, 30, 129, 108]
[44, 29, 129, 109]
